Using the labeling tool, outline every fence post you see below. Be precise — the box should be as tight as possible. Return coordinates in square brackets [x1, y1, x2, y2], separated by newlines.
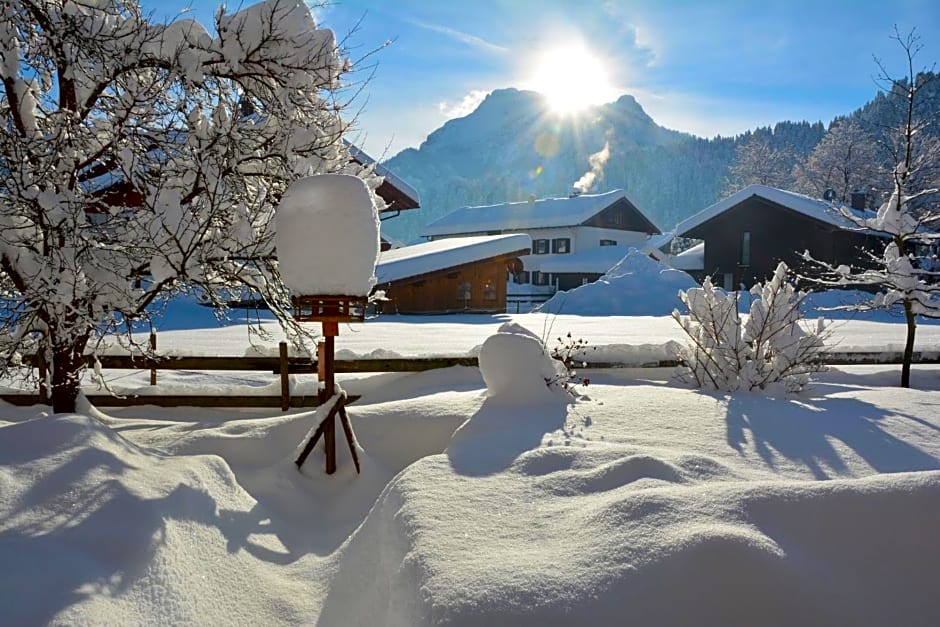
[150, 330, 157, 386]
[37, 350, 47, 405]
[279, 341, 289, 411]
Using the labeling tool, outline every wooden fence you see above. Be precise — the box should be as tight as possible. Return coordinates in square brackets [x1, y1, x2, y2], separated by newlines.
[5, 339, 939, 409]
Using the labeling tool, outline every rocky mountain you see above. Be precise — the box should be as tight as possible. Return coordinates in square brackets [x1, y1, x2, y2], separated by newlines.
[378, 88, 839, 243]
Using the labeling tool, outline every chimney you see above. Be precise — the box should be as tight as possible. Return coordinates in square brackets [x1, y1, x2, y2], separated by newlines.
[569, 187, 582, 198]
[850, 191, 867, 210]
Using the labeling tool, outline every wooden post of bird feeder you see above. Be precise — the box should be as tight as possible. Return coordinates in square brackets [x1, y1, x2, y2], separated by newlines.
[292, 295, 365, 475]
[275, 173, 378, 477]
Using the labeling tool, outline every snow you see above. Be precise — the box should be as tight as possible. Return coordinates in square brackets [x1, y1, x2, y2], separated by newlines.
[345, 142, 421, 209]
[536, 244, 638, 274]
[275, 174, 380, 296]
[4, 360, 939, 625]
[672, 241, 704, 270]
[536, 249, 699, 315]
[421, 189, 659, 237]
[4, 260, 940, 624]
[376, 234, 530, 285]
[676, 184, 884, 236]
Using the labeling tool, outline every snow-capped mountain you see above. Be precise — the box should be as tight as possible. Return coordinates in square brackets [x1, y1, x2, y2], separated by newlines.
[381, 88, 746, 242]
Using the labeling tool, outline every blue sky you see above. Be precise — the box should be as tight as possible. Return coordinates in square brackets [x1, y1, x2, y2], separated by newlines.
[144, 1, 940, 158]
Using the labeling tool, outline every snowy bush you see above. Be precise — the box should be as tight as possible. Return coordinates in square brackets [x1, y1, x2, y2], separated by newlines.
[672, 262, 827, 393]
[548, 331, 595, 391]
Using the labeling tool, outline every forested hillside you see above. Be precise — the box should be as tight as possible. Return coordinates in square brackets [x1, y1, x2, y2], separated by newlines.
[381, 77, 939, 243]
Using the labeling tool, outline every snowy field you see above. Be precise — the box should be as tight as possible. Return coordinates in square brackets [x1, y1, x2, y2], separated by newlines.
[2, 307, 940, 625]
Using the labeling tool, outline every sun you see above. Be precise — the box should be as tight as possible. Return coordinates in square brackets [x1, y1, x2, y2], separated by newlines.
[526, 43, 618, 114]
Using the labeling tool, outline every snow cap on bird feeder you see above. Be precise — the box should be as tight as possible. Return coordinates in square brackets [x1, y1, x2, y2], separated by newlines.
[275, 174, 380, 298]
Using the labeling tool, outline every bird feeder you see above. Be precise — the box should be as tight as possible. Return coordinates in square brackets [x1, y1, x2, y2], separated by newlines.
[275, 174, 380, 475]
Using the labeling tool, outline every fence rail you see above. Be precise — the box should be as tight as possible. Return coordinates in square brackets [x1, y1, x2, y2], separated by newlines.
[6, 345, 938, 409]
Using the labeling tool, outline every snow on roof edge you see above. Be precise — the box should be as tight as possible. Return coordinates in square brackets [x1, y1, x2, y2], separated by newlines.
[346, 142, 420, 207]
[675, 184, 878, 236]
[376, 234, 530, 284]
[421, 189, 648, 237]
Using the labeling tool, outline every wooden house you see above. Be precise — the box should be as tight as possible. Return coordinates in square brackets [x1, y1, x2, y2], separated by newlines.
[83, 143, 420, 243]
[374, 234, 530, 314]
[420, 189, 661, 308]
[674, 184, 886, 289]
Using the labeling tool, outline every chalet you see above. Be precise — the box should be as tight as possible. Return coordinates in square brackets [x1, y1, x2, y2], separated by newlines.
[83, 142, 420, 238]
[674, 184, 886, 289]
[420, 189, 661, 307]
[374, 234, 531, 314]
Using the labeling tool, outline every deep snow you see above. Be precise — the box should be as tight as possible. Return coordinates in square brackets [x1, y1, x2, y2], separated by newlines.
[3, 276, 940, 624]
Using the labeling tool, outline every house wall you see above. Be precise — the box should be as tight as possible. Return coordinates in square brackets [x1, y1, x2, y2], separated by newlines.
[378, 260, 509, 314]
[681, 196, 882, 288]
[572, 227, 648, 252]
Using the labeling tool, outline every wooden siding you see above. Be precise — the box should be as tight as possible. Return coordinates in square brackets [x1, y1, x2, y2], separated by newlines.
[681, 196, 883, 286]
[580, 197, 661, 234]
[376, 252, 525, 314]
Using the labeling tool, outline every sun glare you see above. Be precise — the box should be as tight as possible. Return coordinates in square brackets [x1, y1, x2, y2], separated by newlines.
[527, 43, 618, 114]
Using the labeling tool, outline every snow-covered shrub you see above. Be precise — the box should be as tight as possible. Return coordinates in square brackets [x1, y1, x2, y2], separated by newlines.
[548, 331, 595, 391]
[673, 262, 827, 393]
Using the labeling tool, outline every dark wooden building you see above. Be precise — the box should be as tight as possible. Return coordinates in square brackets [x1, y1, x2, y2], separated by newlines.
[374, 234, 530, 314]
[675, 185, 886, 289]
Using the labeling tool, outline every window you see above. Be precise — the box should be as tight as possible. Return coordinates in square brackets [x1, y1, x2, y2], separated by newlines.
[513, 271, 530, 284]
[456, 282, 471, 302]
[532, 239, 550, 254]
[532, 271, 550, 286]
[483, 279, 496, 301]
[600, 239, 617, 246]
[606, 210, 623, 226]
[551, 238, 571, 254]
[741, 231, 751, 266]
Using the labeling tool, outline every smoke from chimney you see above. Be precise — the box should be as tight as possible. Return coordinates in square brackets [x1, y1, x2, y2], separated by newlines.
[573, 140, 611, 194]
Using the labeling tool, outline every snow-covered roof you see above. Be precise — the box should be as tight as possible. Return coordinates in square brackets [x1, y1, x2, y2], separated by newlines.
[537, 246, 635, 274]
[421, 189, 658, 237]
[671, 242, 704, 271]
[642, 231, 676, 261]
[376, 234, 530, 285]
[346, 142, 420, 210]
[675, 184, 877, 236]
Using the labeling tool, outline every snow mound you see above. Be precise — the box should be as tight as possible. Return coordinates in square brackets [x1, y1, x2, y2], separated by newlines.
[322, 441, 940, 627]
[0, 413, 276, 625]
[275, 174, 379, 296]
[477, 322, 567, 402]
[536, 249, 699, 316]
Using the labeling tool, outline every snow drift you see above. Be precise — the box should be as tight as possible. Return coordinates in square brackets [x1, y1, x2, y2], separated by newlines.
[536, 249, 699, 316]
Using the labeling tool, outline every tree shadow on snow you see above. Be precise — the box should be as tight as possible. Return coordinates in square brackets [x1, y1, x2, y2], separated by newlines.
[0, 473, 218, 625]
[724, 394, 940, 479]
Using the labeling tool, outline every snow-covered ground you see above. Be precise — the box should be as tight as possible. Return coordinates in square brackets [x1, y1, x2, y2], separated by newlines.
[3, 288, 940, 624]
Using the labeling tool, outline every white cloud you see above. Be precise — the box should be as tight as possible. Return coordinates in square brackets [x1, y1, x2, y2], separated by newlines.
[409, 20, 508, 55]
[438, 89, 490, 119]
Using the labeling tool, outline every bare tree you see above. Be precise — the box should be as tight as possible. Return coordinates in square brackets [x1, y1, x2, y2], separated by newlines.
[0, 0, 380, 412]
[792, 118, 884, 202]
[723, 135, 793, 196]
[803, 28, 940, 388]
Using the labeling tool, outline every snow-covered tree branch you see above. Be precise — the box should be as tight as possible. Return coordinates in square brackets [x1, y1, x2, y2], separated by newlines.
[0, 0, 382, 412]
[801, 28, 940, 388]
